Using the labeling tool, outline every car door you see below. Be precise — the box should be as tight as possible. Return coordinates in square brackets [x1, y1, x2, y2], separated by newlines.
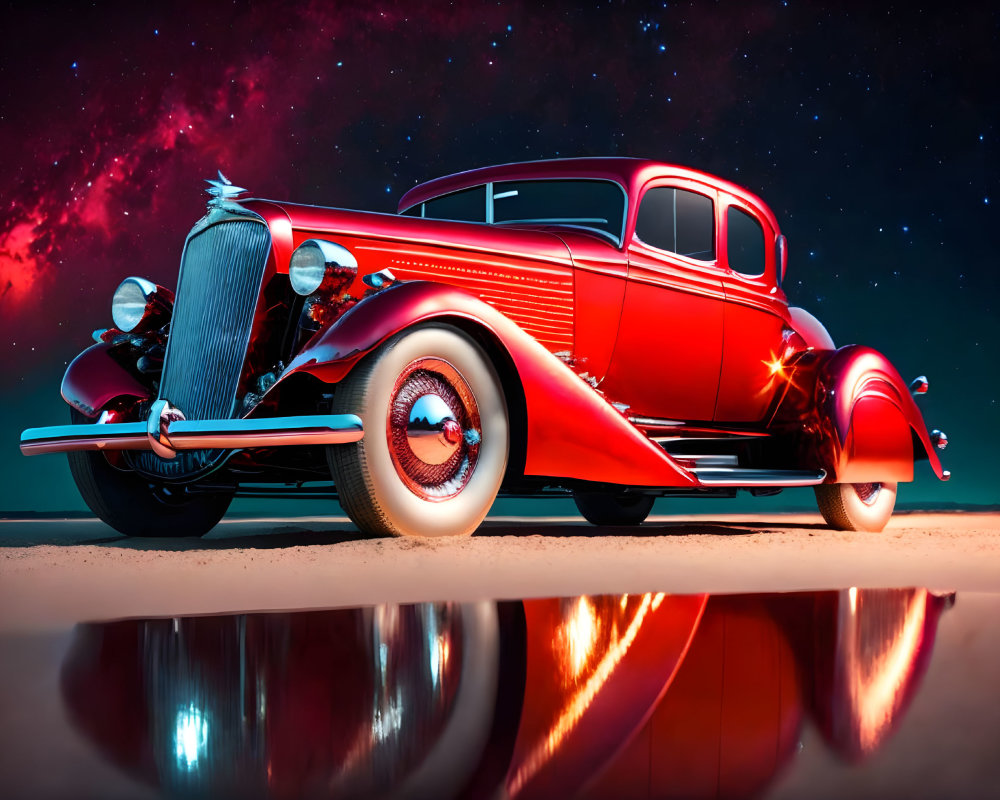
[714, 196, 790, 423]
[601, 180, 725, 422]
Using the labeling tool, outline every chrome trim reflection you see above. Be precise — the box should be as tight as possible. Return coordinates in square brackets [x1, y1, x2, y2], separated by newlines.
[693, 468, 827, 487]
[362, 267, 396, 289]
[290, 239, 359, 296]
[628, 416, 685, 428]
[204, 170, 246, 211]
[407, 394, 462, 465]
[20, 414, 364, 456]
[673, 454, 739, 467]
[111, 276, 159, 332]
[146, 398, 184, 460]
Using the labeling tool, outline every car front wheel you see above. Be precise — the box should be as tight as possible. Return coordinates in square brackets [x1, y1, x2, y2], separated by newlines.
[814, 481, 898, 532]
[328, 324, 509, 537]
[67, 411, 233, 538]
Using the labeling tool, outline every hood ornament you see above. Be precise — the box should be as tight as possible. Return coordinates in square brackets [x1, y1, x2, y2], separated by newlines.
[205, 170, 247, 211]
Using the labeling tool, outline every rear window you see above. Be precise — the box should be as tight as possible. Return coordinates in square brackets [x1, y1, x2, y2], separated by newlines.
[726, 206, 766, 276]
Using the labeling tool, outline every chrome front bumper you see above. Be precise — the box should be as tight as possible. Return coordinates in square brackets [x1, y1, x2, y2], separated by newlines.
[20, 400, 363, 459]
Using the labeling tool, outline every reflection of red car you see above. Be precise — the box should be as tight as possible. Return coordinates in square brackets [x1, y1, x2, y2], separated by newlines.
[61, 589, 951, 799]
[21, 159, 948, 537]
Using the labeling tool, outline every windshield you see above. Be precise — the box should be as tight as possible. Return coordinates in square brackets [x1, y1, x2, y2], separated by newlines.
[491, 179, 626, 245]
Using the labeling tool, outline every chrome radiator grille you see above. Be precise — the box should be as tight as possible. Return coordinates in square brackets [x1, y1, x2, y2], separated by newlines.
[159, 220, 271, 420]
[133, 219, 270, 479]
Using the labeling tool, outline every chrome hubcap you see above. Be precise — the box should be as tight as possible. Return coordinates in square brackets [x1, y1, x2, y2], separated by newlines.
[853, 482, 882, 506]
[388, 358, 481, 501]
[406, 393, 463, 465]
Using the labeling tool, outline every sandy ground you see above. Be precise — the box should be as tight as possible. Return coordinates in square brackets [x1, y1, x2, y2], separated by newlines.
[1, 511, 998, 631]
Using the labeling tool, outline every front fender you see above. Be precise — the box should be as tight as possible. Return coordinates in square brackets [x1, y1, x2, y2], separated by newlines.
[817, 346, 947, 483]
[61, 342, 154, 418]
[281, 281, 698, 488]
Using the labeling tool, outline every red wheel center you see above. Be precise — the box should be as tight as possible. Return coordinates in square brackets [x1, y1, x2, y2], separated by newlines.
[387, 360, 482, 501]
[441, 419, 462, 445]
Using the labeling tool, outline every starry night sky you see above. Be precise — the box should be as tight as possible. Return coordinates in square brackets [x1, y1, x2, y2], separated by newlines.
[0, 1, 995, 513]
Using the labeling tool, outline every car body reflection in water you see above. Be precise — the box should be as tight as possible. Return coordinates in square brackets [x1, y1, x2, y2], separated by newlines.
[61, 589, 952, 799]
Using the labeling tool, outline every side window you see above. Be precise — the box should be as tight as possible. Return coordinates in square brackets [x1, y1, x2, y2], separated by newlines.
[726, 206, 765, 277]
[635, 187, 715, 260]
[400, 205, 422, 217]
[423, 185, 487, 223]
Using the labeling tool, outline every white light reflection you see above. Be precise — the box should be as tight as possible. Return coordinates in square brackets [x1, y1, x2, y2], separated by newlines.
[372, 697, 404, 742]
[559, 596, 599, 680]
[428, 608, 440, 688]
[174, 704, 208, 770]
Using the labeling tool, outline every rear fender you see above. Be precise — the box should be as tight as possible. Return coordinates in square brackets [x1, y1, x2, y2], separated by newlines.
[61, 343, 153, 418]
[816, 346, 946, 483]
[281, 281, 698, 487]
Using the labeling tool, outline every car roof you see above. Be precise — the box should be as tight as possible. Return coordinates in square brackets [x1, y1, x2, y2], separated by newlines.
[397, 157, 780, 234]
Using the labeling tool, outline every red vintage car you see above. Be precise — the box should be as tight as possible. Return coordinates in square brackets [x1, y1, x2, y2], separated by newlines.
[20, 158, 949, 537]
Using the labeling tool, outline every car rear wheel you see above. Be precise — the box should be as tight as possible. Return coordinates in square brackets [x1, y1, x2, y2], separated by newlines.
[328, 324, 509, 538]
[573, 490, 655, 526]
[814, 481, 897, 532]
[66, 410, 233, 537]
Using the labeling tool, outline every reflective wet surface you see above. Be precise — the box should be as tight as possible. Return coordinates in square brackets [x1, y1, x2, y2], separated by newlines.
[2, 589, 999, 799]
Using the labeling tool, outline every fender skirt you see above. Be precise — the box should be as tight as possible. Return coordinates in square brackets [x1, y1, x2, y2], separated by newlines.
[61, 343, 153, 419]
[818, 346, 947, 483]
[281, 281, 699, 488]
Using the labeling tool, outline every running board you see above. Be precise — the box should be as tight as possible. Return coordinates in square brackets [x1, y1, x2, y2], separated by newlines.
[693, 468, 827, 487]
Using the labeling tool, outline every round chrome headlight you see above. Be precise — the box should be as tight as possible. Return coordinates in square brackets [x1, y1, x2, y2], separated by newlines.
[289, 239, 358, 296]
[111, 276, 158, 332]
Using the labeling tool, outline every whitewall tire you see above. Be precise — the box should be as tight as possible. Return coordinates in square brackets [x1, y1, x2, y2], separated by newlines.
[814, 481, 898, 532]
[328, 324, 508, 537]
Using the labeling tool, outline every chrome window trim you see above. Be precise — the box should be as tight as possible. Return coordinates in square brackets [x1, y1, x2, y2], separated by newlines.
[399, 177, 629, 248]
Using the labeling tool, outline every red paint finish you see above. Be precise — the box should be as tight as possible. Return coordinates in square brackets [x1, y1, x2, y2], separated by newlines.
[60, 342, 153, 418]
[582, 596, 802, 800]
[817, 346, 947, 482]
[604, 239, 725, 420]
[507, 594, 707, 800]
[372, 239, 575, 352]
[276, 205, 577, 352]
[808, 589, 951, 762]
[283, 281, 700, 487]
[241, 199, 294, 271]
[557, 231, 627, 383]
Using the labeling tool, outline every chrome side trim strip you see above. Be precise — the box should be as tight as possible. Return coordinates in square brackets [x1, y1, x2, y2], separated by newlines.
[693, 468, 827, 487]
[671, 454, 739, 467]
[628, 416, 685, 428]
[20, 414, 364, 457]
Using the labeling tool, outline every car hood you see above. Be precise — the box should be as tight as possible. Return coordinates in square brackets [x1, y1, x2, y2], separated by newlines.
[240, 199, 575, 270]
